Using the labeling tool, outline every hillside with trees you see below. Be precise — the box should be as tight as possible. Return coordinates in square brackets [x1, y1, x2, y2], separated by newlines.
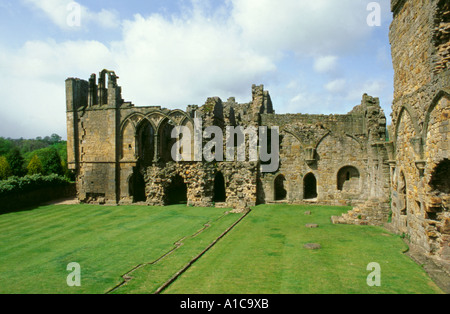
[0, 134, 72, 180]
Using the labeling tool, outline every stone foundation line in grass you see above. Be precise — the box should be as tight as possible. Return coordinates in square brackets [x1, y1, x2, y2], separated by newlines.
[153, 209, 251, 294]
[106, 211, 234, 294]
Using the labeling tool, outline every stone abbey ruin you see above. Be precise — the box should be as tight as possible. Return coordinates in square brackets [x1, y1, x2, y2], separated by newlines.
[66, 0, 449, 265]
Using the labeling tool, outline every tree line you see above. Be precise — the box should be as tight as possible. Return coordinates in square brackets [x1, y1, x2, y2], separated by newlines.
[0, 134, 72, 180]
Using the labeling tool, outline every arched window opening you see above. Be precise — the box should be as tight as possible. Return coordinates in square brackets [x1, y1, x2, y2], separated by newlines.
[214, 172, 226, 203]
[136, 120, 155, 165]
[337, 166, 361, 192]
[274, 174, 287, 201]
[160, 120, 176, 163]
[304, 173, 317, 200]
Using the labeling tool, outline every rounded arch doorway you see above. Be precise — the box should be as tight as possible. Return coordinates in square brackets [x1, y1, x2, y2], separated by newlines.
[274, 174, 287, 201]
[303, 173, 317, 200]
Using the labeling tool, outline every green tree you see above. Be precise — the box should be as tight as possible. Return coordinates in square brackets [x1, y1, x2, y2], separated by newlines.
[50, 134, 62, 144]
[0, 156, 12, 180]
[27, 154, 44, 175]
[42, 148, 63, 175]
[0, 137, 13, 156]
[6, 148, 25, 177]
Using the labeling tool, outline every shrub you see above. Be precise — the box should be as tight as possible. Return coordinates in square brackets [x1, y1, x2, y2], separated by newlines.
[0, 174, 71, 198]
[42, 148, 63, 175]
[6, 148, 25, 177]
[0, 156, 12, 180]
[27, 155, 44, 175]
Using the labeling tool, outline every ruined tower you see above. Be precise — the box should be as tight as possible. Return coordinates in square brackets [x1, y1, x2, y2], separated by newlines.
[66, 70, 124, 204]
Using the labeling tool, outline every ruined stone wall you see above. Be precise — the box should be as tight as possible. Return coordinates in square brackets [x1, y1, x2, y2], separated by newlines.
[66, 71, 389, 217]
[142, 161, 257, 210]
[260, 113, 367, 205]
[389, 0, 450, 261]
[260, 95, 390, 220]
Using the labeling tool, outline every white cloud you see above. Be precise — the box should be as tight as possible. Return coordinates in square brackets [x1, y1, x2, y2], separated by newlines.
[5, 39, 115, 80]
[285, 91, 337, 114]
[112, 12, 276, 107]
[0, 39, 116, 138]
[314, 56, 339, 74]
[324, 79, 347, 94]
[0, 0, 394, 138]
[22, 0, 120, 30]
[346, 79, 388, 101]
[231, 0, 372, 56]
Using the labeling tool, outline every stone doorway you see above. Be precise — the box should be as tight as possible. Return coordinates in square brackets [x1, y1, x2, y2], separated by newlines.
[274, 174, 287, 201]
[166, 174, 187, 205]
[129, 169, 146, 203]
[304, 173, 317, 200]
[214, 172, 226, 203]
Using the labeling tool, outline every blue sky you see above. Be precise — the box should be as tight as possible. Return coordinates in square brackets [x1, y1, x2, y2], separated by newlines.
[0, 0, 394, 139]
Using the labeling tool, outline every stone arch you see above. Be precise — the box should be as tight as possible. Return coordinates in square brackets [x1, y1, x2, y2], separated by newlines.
[136, 118, 155, 165]
[314, 131, 332, 150]
[120, 118, 136, 161]
[165, 174, 188, 205]
[169, 109, 194, 127]
[394, 104, 422, 152]
[274, 174, 287, 201]
[303, 173, 317, 200]
[315, 132, 364, 170]
[345, 134, 365, 151]
[282, 129, 305, 150]
[337, 166, 361, 192]
[422, 91, 450, 152]
[120, 112, 154, 135]
[146, 112, 166, 132]
[158, 118, 177, 163]
[214, 171, 226, 203]
[315, 131, 364, 156]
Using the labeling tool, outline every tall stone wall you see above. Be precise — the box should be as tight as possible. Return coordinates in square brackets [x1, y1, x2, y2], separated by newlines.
[66, 70, 389, 215]
[66, 70, 122, 205]
[261, 111, 369, 206]
[389, 0, 450, 262]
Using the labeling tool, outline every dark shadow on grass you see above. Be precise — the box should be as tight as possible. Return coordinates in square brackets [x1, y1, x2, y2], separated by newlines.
[0, 204, 43, 216]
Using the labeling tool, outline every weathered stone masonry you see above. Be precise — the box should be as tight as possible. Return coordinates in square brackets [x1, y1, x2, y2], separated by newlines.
[66, 71, 389, 215]
[65, 0, 449, 268]
[387, 0, 450, 263]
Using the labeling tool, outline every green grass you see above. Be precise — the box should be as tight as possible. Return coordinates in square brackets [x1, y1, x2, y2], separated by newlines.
[0, 203, 443, 294]
[113, 209, 243, 294]
[0, 204, 241, 294]
[163, 204, 443, 294]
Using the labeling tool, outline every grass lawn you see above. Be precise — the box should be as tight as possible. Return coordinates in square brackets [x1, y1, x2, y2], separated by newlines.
[0, 203, 443, 294]
[0, 204, 242, 294]
[163, 204, 443, 294]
